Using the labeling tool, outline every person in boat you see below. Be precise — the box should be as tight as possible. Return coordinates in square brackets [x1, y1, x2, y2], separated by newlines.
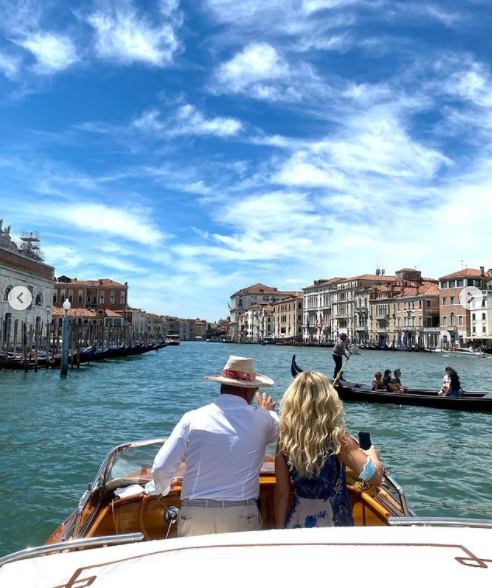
[274, 371, 384, 528]
[149, 355, 278, 537]
[372, 371, 386, 391]
[391, 369, 409, 393]
[332, 333, 351, 381]
[438, 367, 462, 397]
[381, 369, 396, 390]
[438, 367, 453, 396]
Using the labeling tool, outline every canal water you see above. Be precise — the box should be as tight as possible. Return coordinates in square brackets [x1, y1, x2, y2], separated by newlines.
[0, 342, 491, 557]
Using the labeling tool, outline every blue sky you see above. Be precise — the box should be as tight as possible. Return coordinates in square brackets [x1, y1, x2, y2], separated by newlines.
[1, 0, 492, 321]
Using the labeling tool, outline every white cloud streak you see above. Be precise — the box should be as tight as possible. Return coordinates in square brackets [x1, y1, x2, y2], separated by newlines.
[15, 32, 79, 74]
[87, 1, 181, 67]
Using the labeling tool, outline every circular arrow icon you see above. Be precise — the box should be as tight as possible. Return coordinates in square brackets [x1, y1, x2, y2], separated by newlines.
[8, 286, 33, 311]
[458, 286, 483, 310]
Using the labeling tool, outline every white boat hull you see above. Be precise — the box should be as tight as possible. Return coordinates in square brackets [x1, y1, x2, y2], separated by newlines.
[1, 527, 491, 587]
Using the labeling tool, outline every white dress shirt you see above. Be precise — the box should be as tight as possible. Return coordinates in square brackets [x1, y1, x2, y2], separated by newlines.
[151, 394, 279, 500]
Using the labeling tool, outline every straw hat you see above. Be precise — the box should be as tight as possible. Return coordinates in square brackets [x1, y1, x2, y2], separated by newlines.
[204, 355, 274, 388]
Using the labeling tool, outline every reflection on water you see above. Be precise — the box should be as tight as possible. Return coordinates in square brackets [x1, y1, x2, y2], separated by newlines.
[0, 343, 491, 556]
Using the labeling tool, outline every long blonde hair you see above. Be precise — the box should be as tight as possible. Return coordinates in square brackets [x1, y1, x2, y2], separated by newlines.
[278, 371, 346, 478]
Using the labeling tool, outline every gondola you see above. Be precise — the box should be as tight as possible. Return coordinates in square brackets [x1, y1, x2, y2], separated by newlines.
[291, 355, 492, 412]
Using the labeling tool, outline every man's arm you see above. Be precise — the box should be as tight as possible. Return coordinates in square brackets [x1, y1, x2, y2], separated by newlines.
[256, 391, 279, 443]
[151, 417, 189, 495]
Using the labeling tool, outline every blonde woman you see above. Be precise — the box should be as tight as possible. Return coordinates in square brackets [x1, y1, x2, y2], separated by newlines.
[275, 371, 384, 528]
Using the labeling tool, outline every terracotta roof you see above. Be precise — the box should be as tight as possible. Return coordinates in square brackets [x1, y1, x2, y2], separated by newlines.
[233, 283, 279, 296]
[105, 309, 123, 317]
[55, 278, 127, 287]
[439, 268, 482, 279]
[395, 283, 439, 299]
[395, 267, 419, 273]
[52, 307, 98, 318]
[339, 274, 396, 283]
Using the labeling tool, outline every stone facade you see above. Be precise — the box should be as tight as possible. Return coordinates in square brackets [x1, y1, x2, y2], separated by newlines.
[229, 283, 297, 341]
[1, 226, 55, 347]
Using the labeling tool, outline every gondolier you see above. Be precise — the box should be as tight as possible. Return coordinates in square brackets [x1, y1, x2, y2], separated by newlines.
[333, 334, 351, 381]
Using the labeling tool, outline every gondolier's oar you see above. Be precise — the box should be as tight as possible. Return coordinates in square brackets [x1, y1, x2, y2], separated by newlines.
[332, 352, 352, 386]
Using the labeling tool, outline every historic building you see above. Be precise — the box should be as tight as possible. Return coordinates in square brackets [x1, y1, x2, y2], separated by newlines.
[0, 222, 55, 348]
[272, 295, 303, 341]
[303, 278, 344, 343]
[438, 267, 492, 347]
[331, 271, 396, 341]
[228, 283, 297, 341]
[54, 276, 128, 312]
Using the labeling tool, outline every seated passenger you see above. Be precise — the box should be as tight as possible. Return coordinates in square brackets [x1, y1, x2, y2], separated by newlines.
[439, 368, 462, 397]
[372, 371, 386, 391]
[382, 369, 400, 392]
[392, 369, 409, 393]
[438, 367, 452, 396]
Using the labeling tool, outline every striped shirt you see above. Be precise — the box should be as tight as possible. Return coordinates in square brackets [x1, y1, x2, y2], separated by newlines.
[333, 338, 348, 356]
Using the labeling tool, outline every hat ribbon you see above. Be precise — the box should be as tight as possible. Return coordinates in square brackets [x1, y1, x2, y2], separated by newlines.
[222, 369, 253, 382]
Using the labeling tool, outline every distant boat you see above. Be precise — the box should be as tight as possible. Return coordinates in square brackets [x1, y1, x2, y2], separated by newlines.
[166, 334, 180, 346]
[431, 348, 487, 358]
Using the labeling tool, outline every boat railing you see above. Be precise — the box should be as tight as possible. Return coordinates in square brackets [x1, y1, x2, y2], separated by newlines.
[381, 469, 412, 517]
[0, 533, 144, 569]
[388, 517, 492, 529]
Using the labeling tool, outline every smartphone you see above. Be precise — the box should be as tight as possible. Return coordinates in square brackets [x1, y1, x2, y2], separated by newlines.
[358, 431, 372, 450]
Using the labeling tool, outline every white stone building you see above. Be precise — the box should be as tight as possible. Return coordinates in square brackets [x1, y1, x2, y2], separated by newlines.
[0, 223, 55, 348]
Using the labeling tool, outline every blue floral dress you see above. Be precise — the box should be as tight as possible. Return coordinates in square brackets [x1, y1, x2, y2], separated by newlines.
[285, 451, 354, 528]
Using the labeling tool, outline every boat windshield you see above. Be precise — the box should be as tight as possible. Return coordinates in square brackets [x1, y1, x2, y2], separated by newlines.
[103, 439, 165, 492]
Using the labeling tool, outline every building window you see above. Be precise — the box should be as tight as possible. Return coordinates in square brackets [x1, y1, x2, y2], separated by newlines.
[483, 313, 486, 320]
[35, 293, 43, 306]
[449, 280, 456, 288]
[442, 297, 447, 305]
[426, 300, 431, 308]
[120, 293, 125, 304]
[450, 296, 455, 305]
[483, 326, 487, 333]
[450, 313, 455, 326]
[458, 316, 463, 326]
[53, 294, 56, 304]
[472, 313, 475, 320]
[441, 281, 448, 289]
[100, 293, 105, 304]
[110, 291, 115, 304]
[457, 280, 464, 287]
[442, 316, 447, 326]
[5, 286, 13, 300]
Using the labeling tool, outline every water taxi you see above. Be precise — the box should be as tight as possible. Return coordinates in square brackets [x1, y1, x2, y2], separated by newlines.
[1, 438, 491, 586]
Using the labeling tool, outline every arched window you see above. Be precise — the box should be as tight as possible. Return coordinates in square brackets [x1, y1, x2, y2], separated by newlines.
[4, 285, 13, 300]
[450, 312, 455, 326]
[35, 293, 43, 306]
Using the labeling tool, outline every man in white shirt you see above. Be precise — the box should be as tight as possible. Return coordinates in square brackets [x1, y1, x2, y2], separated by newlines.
[151, 355, 278, 537]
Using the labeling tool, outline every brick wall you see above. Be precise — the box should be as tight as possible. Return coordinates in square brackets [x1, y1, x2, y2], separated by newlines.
[0, 247, 55, 281]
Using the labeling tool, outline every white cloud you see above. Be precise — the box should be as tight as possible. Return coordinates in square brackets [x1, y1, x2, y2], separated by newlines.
[88, 2, 181, 67]
[30, 202, 168, 246]
[0, 51, 21, 79]
[132, 104, 242, 137]
[16, 32, 78, 74]
[215, 43, 289, 93]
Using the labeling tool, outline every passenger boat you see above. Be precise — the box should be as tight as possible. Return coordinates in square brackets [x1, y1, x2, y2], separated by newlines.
[1, 437, 491, 586]
[431, 348, 487, 358]
[165, 334, 180, 345]
[291, 356, 492, 412]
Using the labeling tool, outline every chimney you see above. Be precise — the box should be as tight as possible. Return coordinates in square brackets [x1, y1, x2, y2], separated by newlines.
[480, 266, 485, 276]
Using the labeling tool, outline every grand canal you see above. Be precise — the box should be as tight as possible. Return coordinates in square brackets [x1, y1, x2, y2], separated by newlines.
[0, 342, 491, 557]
